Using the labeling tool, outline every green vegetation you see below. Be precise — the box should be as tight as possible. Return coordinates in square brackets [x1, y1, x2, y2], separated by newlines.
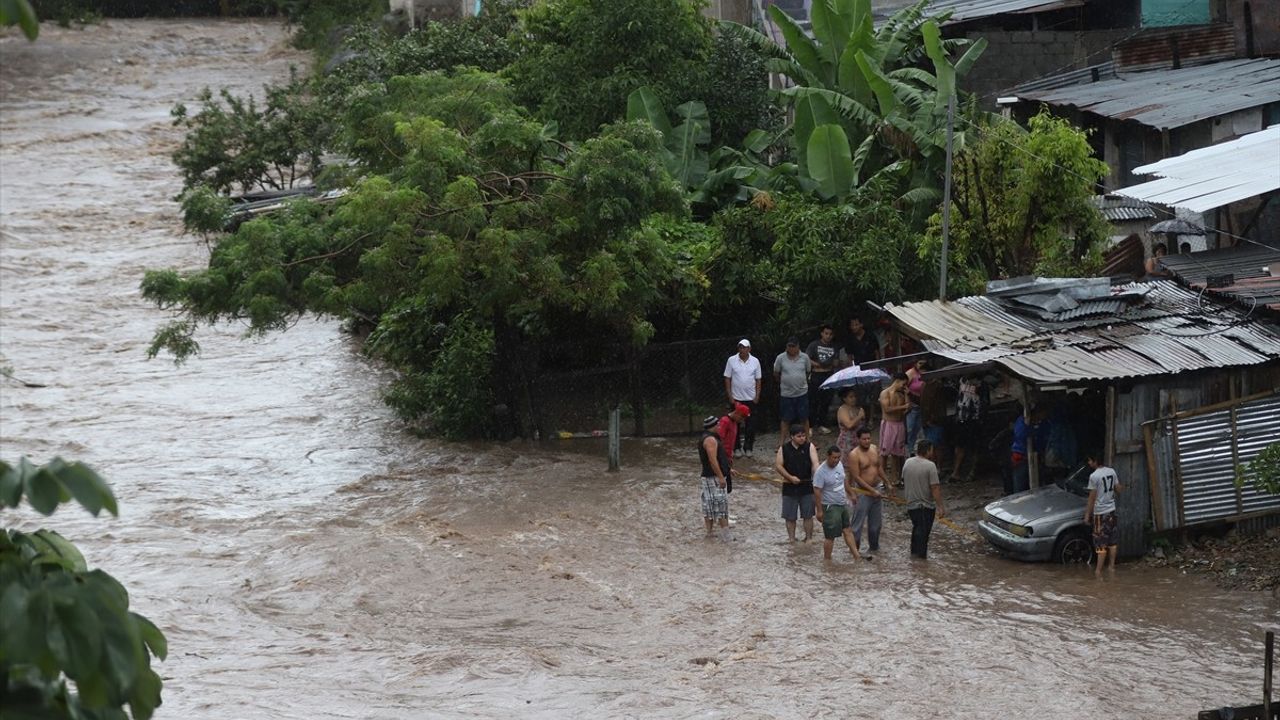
[2, 0, 39, 38]
[723, 0, 987, 206]
[150, 0, 1132, 436]
[1242, 443, 1280, 495]
[1, 458, 167, 720]
[504, 0, 714, 140]
[920, 111, 1110, 296]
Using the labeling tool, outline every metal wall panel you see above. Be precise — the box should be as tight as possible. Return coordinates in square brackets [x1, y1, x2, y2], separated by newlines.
[1175, 395, 1280, 524]
[1234, 397, 1280, 513]
[1177, 408, 1239, 523]
[1113, 385, 1155, 555]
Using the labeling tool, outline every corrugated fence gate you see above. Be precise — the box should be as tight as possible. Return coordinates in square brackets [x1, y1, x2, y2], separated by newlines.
[1145, 390, 1280, 531]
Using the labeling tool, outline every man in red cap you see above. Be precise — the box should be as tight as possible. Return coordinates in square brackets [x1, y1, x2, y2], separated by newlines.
[717, 402, 750, 492]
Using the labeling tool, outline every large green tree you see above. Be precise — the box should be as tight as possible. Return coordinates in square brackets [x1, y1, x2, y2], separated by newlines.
[503, 0, 715, 140]
[919, 112, 1110, 296]
[145, 71, 710, 437]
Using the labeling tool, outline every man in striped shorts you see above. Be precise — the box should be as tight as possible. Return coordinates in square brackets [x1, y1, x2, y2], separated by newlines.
[698, 415, 730, 537]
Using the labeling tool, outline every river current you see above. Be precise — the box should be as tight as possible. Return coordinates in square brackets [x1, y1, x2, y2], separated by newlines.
[1, 19, 1276, 719]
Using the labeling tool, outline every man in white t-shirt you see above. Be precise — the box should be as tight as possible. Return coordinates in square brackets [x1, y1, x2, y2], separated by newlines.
[723, 339, 762, 458]
[812, 445, 861, 562]
[1084, 452, 1122, 578]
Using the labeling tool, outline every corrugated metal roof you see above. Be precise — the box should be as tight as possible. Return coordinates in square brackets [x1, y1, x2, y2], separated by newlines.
[1114, 126, 1280, 213]
[1014, 58, 1280, 130]
[1090, 194, 1157, 222]
[1158, 244, 1280, 312]
[872, 0, 1081, 24]
[887, 279, 1280, 384]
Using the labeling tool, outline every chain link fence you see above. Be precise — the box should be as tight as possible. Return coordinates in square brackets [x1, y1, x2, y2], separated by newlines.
[524, 333, 807, 439]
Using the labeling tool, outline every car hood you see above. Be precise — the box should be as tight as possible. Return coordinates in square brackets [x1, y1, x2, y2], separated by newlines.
[984, 485, 1086, 526]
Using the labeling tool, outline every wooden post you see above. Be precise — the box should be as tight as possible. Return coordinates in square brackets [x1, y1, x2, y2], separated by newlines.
[1231, 406, 1243, 515]
[1105, 385, 1116, 466]
[1170, 397, 1186, 526]
[608, 406, 621, 472]
[1143, 423, 1165, 532]
[1026, 389, 1040, 490]
[1264, 630, 1273, 720]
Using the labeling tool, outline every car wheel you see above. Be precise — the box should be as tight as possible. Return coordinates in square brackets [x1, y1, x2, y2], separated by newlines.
[1053, 527, 1093, 565]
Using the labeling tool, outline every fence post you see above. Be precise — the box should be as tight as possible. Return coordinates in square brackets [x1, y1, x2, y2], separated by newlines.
[1264, 630, 1273, 720]
[608, 405, 621, 472]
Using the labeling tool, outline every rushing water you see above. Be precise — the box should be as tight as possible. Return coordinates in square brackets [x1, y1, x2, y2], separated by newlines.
[1, 20, 1276, 719]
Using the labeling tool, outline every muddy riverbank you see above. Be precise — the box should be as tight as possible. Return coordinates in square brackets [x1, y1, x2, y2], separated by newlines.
[2, 20, 1276, 719]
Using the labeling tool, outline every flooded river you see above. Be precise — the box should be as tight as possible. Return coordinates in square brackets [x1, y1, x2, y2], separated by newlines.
[1, 20, 1276, 719]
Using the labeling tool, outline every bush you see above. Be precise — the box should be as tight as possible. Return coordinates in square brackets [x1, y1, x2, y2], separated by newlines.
[504, 0, 714, 140]
[316, 2, 523, 104]
[698, 29, 781, 149]
[171, 69, 331, 196]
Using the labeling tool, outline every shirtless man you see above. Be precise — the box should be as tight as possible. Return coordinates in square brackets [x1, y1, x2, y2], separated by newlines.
[846, 428, 891, 555]
[878, 372, 911, 486]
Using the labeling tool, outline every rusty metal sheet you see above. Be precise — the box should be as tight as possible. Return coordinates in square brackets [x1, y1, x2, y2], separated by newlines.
[1113, 23, 1238, 72]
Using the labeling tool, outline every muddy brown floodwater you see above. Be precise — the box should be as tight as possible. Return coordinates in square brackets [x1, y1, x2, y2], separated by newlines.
[1, 19, 1277, 720]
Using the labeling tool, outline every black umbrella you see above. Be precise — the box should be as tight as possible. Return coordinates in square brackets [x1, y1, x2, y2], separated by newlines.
[1149, 218, 1205, 235]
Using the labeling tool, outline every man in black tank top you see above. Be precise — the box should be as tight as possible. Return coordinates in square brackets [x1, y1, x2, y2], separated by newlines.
[774, 424, 819, 542]
[697, 415, 731, 537]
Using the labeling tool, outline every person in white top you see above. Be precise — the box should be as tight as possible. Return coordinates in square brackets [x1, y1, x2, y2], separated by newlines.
[1084, 452, 1122, 578]
[723, 339, 762, 457]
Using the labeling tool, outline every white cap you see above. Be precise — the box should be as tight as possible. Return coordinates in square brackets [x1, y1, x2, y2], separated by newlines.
[738, 338, 751, 347]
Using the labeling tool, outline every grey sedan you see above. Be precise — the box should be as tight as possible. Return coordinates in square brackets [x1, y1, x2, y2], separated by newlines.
[978, 465, 1094, 564]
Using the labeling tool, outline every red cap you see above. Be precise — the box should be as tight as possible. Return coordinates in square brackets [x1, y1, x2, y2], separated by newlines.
[734, 402, 751, 418]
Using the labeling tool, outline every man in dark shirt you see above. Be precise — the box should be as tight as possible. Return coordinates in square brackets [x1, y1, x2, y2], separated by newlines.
[842, 317, 879, 368]
[806, 324, 838, 433]
[841, 317, 880, 423]
[774, 425, 819, 542]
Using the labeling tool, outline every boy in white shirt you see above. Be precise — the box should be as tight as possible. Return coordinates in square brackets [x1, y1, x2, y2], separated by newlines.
[1084, 452, 1122, 578]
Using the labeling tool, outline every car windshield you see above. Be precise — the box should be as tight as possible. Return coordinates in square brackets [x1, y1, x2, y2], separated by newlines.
[1056, 465, 1092, 498]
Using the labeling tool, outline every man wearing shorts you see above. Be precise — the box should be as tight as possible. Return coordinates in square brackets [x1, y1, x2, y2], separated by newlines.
[846, 428, 890, 555]
[697, 415, 731, 538]
[774, 337, 812, 446]
[878, 372, 910, 484]
[1084, 452, 1121, 577]
[813, 445, 861, 561]
[774, 424, 818, 542]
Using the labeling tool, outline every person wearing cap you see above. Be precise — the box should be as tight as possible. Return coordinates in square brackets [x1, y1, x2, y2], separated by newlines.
[717, 402, 751, 491]
[773, 336, 812, 446]
[724, 339, 762, 458]
[697, 415, 731, 537]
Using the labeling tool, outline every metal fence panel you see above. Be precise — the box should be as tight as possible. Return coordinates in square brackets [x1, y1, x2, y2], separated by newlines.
[1234, 397, 1280, 514]
[1178, 409, 1241, 524]
[1176, 395, 1280, 525]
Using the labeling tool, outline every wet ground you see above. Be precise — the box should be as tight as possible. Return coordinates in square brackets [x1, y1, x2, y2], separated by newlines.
[2, 19, 1277, 719]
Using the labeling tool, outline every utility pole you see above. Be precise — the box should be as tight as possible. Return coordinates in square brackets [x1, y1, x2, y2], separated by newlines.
[939, 91, 956, 300]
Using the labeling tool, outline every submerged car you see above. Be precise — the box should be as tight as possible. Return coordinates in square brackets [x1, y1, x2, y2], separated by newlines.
[978, 464, 1094, 564]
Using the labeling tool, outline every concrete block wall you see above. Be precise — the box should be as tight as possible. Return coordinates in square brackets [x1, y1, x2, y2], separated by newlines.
[962, 29, 1134, 106]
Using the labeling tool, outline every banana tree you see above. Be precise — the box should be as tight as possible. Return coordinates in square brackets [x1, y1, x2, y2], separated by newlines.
[722, 0, 987, 206]
[626, 86, 794, 209]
